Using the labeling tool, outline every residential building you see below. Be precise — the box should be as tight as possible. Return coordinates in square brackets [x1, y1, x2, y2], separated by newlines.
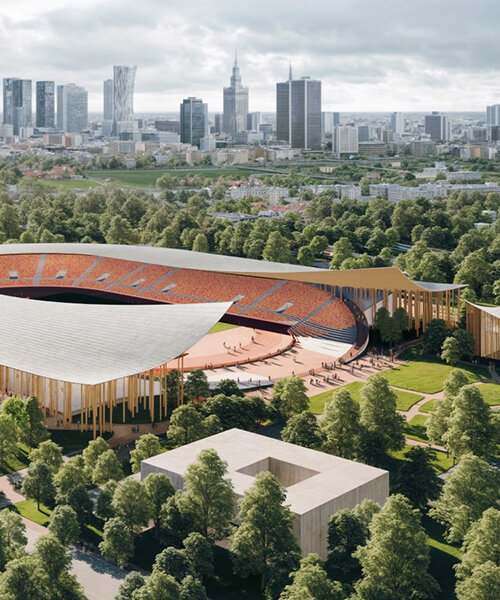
[36, 81, 55, 128]
[103, 79, 113, 121]
[424, 112, 451, 141]
[333, 125, 358, 156]
[276, 69, 321, 150]
[223, 53, 249, 135]
[57, 84, 88, 133]
[180, 97, 208, 148]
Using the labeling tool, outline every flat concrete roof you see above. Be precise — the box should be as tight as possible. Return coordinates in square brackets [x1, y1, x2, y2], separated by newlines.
[142, 428, 388, 515]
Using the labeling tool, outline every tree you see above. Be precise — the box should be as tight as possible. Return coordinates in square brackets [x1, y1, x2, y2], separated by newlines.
[130, 433, 163, 473]
[54, 456, 86, 497]
[24, 397, 48, 448]
[231, 471, 301, 595]
[330, 237, 353, 269]
[96, 480, 118, 521]
[324, 498, 379, 585]
[143, 472, 176, 540]
[64, 484, 93, 525]
[373, 307, 401, 346]
[441, 336, 461, 365]
[262, 231, 292, 263]
[181, 449, 234, 540]
[1, 397, 28, 432]
[184, 370, 209, 402]
[82, 436, 110, 479]
[48, 505, 80, 546]
[133, 571, 181, 600]
[0, 556, 42, 600]
[359, 375, 405, 465]
[430, 453, 500, 543]
[183, 532, 214, 582]
[167, 405, 206, 447]
[320, 389, 361, 459]
[456, 508, 500, 581]
[451, 328, 475, 361]
[92, 448, 124, 485]
[105, 214, 137, 245]
[0, 413, 19, 466]
[201, 394, 267, 431]
[442, 385, 498, 459]
[192, 233, 209, 253]
[280, 554, 343, 600]
[426, 368, 469, 445]
[455, 561, 500, 600]
[211, 378, 244, 398]
[354, 494, 439, 600]
[297, 245, 315, 266]
[0, 510, 27, 564]
[160, 493, 198, 548]
[153, 547, 193, 582]
[270, 377, 309, 418]
[394, 447, 442, 510]
[116, 571, 146, 600]
[180, 575, 207, 600]
[422, 318, 449, 354]
[112, 479, 151, 535]
[99, 517, 134, 566]
[28, 440, 63, 473]
[22, 461, 55, 510]
[281, 412, 323, 449]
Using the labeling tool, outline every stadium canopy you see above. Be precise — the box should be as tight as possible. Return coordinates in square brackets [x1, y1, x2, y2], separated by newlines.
[0, 294, 231, 385]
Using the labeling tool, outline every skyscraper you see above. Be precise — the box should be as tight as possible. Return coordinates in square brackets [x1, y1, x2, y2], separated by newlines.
[5, 79, 32, 135]
[103, 79, 114, 121]
[276, 69, 321, 150]
[424, 112, 451, 141]
[113, 65, 136, 132]
[390, 111, 404, 134]
[334, 126, 359, 156]
[223, 52, 249, 135]
[36, 81, 55, 128]
[57, 84, 88, 133]
[180, 97, 208, 148]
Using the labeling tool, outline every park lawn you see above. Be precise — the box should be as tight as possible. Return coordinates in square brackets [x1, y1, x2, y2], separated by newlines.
[389, 444, 453, 475]
[476, 382, 500, 406]
[383, 348, 490, 394]
[423, 515, 461, 600]
[30, 179, 102, 192]
[309, 381, 423, 414]
[208, 322, 239, 334]
[419, 399, 435, 413]
[0, 442, 31, 475]
[405, 414, 429, 443]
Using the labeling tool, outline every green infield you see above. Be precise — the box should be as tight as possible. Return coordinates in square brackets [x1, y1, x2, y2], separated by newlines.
[208, 322, 239, 334]
[309, 381, 423, 414]
[383, 348, 490, 394]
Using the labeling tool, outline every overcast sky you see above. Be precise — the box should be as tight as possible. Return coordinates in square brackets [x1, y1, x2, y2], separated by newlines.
[1, 0, 498, 113]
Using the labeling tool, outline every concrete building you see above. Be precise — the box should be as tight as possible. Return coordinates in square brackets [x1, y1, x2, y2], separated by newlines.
[390, 111, 404, 134]
[141, 429, 389, 558]
[36, 81, 55, 129]
[357, 125, 372, 142]
[180, 97, 208, 148]
[223, 53, 249, 135]
[425, 112, 451, 141]
[112, 65, 136, 134]
[103, 79, 113, 121]
[321, 111, 339, 137]
[276, 69, 322, 150]
[247, 111, 261, 131]
[57, 84, 88, 133]
[333, 125, 358, 156]
[486, 104, 500, 126]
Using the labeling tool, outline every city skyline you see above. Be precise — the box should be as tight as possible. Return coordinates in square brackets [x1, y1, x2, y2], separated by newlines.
[2, 0, 499, 113]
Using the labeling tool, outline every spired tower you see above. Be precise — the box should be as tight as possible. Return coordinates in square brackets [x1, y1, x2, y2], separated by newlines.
[223, 51, 249, 135]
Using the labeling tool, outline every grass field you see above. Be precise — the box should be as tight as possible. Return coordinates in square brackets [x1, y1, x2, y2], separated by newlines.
[208, 322, 239, 334]
[477, 382, 500, 406]
[423, 515, 461, 600]
[419, 399, 435, 413]
[405, 414, 429, 443]
[389, 444, 453, 474]
[0, 443, 31, 475]
[383, 348, 490, 394]
[30, 179, 102, 191]
[308, 381, 423, 414]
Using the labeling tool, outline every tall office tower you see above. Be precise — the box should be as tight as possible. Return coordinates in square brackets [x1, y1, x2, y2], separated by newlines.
[390, 111, 404, 134]
[180, 97, 208, 148]
[276, 69, 322, 150]
[333, 112, 340, 127]
[357, 125, 371, 142]
[9, 79, 32, 135]
[333, 126, 359, 156]
[223, 52, 249, 135]
[247, 111, 261, 131]
[321, 112, 335, 137]
[112, 65, 137, 132]
[36, 81, 55, 128]
[57, 84, 88, 133]
[214, 113, 222, 134]
[424, 112, 451, 141]
[3, 78, 15, 125]
[103, 79, 114, 121]
[486, 104, 500, 126]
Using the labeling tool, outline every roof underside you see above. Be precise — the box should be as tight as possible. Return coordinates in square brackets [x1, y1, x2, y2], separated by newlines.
[0, 295, 231, 385]
[0, 243, 464, 293]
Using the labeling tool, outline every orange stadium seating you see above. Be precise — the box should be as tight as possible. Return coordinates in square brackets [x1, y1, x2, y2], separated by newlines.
[41, 254, 97, 280]
[111, 264, 174, 290]
[0, 254, 40, 284]
[80, 257, 144, 284]
[309, 299, 356, 330]
[252, 281, 331, 319]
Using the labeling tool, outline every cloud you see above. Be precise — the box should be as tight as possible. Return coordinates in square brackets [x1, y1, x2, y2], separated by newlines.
[0, 0, 498, 112]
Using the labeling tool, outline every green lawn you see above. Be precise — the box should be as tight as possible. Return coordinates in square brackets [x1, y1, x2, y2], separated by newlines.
[389, 444, 453, 474]
[423, 515, 461, 600]
[208, 322, 239, 334]
[383, 348, 490, 394]
[309, 381, 423, 414]
[28, 179, 102, 191]
[476, 383, 500, 406]
[405, 414, 429, 443]
[0, 443, 31, 475]
[419, 399, 435, 413]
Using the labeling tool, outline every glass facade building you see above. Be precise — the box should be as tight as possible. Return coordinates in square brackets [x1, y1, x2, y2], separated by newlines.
[180, 97, 208, 148]
[57, 84, 88, 133]
[36, 81, 55, 128]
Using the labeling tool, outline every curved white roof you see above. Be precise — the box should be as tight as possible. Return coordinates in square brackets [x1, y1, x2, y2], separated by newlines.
[0, 295, 231, 385]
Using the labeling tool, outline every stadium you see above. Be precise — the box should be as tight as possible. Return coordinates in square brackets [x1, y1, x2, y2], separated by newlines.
[0, 242, 489, 437]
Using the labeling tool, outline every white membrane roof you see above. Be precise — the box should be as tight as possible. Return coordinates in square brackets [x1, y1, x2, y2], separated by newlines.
[469, 301, 500, 318]
[0, 295, 231, 385]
